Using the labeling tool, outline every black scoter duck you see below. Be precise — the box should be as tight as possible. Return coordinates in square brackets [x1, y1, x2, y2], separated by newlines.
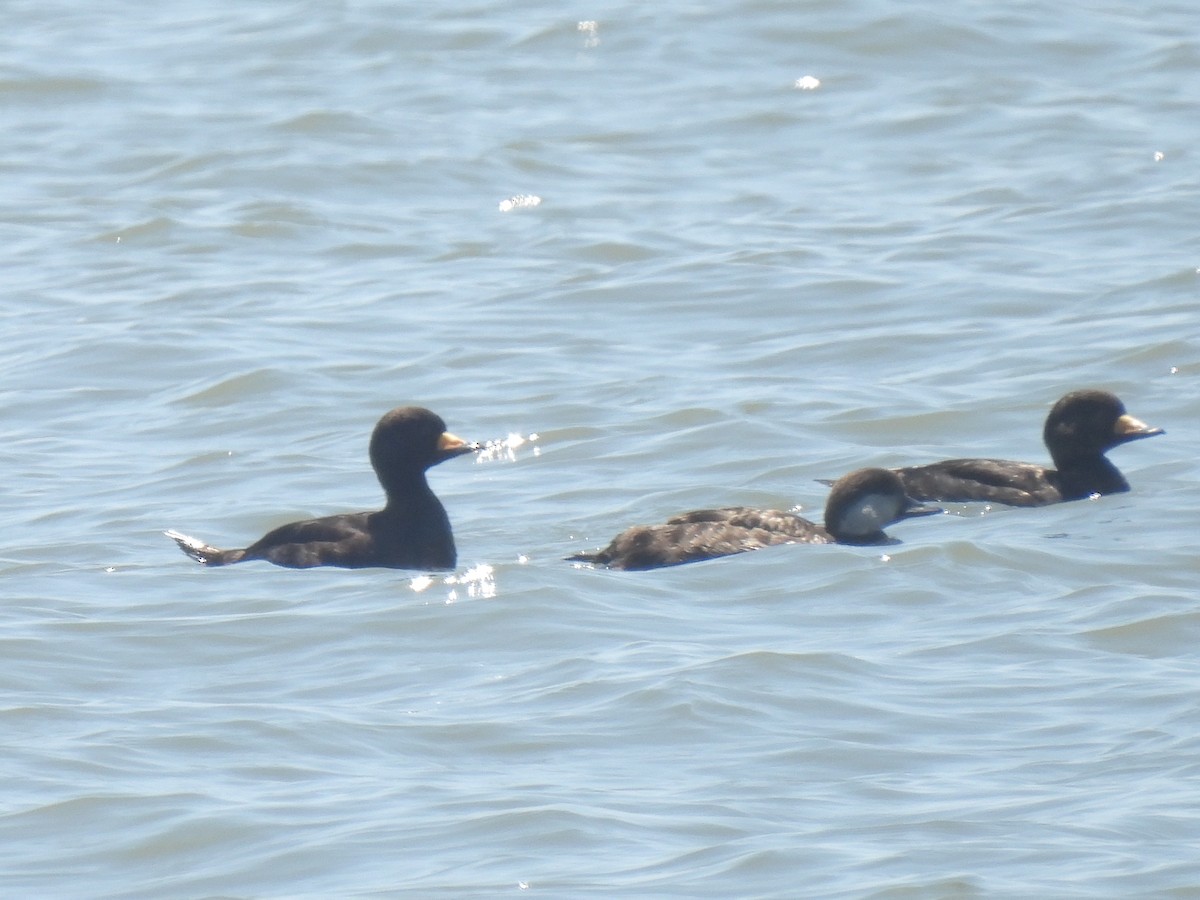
[567, 467, 940, 571]
[894, 389, 1163, 507]
[165, 406, 478, 569]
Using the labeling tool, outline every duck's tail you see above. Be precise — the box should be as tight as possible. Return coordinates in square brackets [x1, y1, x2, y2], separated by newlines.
[163, 529, 245, 566]
[564, 551, 601, 565]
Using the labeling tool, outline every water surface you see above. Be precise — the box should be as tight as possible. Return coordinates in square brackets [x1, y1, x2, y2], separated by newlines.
[2, 1, 1198, 896]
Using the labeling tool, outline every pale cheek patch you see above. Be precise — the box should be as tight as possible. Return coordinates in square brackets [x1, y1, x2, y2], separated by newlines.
[837, 494, 895, 535]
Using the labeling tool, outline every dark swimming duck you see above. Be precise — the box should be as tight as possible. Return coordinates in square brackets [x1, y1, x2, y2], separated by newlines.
[567, 467, 939, 571]
[893, 389, 1163, 507]
[165, 406, 478, 569]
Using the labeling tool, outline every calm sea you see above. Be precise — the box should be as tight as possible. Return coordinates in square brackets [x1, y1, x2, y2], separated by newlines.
[3, 1, 1198, 896]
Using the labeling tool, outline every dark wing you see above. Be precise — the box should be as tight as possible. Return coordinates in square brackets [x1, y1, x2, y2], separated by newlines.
[666, 506, 751, 525]
[582, 514, 829, 571]
[894, 459, 1062, 506]
[243, 512, 379, 568]
[666, 507, 818, 536]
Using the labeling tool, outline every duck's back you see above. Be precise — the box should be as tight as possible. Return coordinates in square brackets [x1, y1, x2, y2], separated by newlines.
[241, 499, 457, 569]
[574, 507, 828, 571]
[240, 512, 375, 568]
[666, 506, 823, 534]
[894, 458, 1063, 506]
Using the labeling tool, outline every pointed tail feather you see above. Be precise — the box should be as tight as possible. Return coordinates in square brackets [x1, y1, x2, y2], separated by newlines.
[164, 529, 243, 566]
[565, 551, 601, 565]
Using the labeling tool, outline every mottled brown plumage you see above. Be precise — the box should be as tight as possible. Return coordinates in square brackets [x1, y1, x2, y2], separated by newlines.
[568, 468, 939, 571]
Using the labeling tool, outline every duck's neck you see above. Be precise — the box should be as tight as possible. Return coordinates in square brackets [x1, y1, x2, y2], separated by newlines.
[1052, 453, 1128, 499]
[379, 470, 435, 511]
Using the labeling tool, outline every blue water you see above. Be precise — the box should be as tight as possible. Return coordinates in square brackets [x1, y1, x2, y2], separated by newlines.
[3, 1, 1198, 896]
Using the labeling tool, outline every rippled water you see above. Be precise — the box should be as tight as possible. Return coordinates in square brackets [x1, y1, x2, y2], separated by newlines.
[3, 1, 1198, 896]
